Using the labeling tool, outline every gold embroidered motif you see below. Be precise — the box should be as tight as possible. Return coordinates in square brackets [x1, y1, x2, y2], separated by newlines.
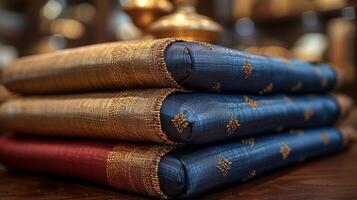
[241, 138, 255, 147]
[217, 155, 232, 176]
[304, 108, 314, 121]
[211, 83, 221, 93]
[321, 78, 328, 89]
[290, 129, 304, 136]
[244, 96, 257, 109]
[242, 169, 256, 182]
[284, 96, 294, 104]
[172, 113, 189, 134]
[291, 82, 303, 92]
[280, 143, 291, 160]
[227, 115, 240, 135]
[243, 59, 254, 79]
[259, 83, 273, 95]
[320, 133, 330, 145]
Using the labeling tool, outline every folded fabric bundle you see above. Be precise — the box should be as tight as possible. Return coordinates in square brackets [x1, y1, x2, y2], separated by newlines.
[2, 38, 340, 94]
[0, 127, 355, 198]
[0, 89, 351, 144]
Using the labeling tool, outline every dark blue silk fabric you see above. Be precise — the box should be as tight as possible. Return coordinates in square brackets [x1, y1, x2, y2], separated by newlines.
[161, 93, 340, 144]
[165, 42, 336, 94]
[159, 127, 343, 198]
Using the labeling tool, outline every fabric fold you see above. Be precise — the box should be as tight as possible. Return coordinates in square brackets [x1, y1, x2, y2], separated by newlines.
[3, 38, 338, 94]
[0, 127, 353, 198]
[0, 89, 349, 144]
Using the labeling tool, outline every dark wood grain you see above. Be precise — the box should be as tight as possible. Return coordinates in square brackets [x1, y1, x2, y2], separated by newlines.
[1, 145, 357, 200]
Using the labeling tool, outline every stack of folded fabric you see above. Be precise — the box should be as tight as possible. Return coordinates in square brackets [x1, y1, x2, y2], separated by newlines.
[0, 38, 355, 199]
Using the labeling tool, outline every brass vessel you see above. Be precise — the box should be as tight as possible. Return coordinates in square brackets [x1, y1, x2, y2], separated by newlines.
[122, 0, 174, 31]
[149, 0, 222, 43]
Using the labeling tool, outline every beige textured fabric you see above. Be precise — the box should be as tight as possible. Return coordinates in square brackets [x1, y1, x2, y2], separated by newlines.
[107, 144, 176, 199]
[2, 38, 180, 94]
[0, 88, 177, 143]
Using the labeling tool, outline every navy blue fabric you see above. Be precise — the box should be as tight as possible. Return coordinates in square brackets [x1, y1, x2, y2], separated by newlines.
[161, 93, 340, 144]
[165, 42, 336, 94]
[159, 127, 343, 198]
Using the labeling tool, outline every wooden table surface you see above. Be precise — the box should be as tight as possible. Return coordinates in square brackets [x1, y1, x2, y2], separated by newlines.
[0, 144, 357, 200]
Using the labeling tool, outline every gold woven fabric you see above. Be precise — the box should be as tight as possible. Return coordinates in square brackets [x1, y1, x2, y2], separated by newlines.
[106, 144, 176, 199]
[0, 88, 177, 143]
[2, 39, 180, 94]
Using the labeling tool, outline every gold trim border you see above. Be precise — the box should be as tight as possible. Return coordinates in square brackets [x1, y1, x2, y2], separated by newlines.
[106, 144, 177, 199]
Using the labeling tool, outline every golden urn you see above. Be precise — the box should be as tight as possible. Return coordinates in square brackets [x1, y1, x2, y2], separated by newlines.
[148, 0, 222, 43]
[122, 0, 174, 31]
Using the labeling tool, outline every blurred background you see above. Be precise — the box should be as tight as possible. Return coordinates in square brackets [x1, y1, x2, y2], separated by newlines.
[0, 0, 356, 126]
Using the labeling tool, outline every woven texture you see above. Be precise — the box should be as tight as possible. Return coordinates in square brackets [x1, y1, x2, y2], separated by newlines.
[2, 38, 179, 94]
[0, 90, 343, 144]
[3, 39, 337, 95]
[159, 127, 344, 198]
[0, 127, 346, 198]
[162, 93, 341, 144]
[166, 42, 337, 94]
[0, 89, 176, 143]
[0, 136, 175, 198]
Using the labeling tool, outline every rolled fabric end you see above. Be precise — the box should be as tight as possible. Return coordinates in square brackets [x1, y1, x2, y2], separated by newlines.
[331, 93, 354, 118]
[338, 126, 357, 147]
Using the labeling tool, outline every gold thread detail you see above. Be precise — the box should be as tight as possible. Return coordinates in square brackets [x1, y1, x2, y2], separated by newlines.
[106, 144, 176, 199]
[151, 38, 183, 88]
[244, 96, 257, 109]
[172, 112, 189, 134]
[3, 38, 182, 94]
[0, 89, 178, 144]
[107, 88, 177, 144]
[259, 83, 273, 95]
[227, 115, 240, 135]
[304, 108, 314, 121]
[241, 138, 255, 147]
[217, 155, 232, 176]
[320, 133, 330, 145]
[243, 59, 254, 79]
[211, 83, 221, 93]
[280, 143, 291, 160]
[291, 82, 303, 92]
